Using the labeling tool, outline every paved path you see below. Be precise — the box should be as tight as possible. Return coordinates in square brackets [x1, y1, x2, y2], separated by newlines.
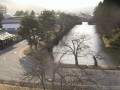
[0, 40, 32, 81]
[54, 68, 120, 90]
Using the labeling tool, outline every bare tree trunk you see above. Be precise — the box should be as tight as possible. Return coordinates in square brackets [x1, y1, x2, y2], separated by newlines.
[32, 30, 37, 50]
[93, 55, 98, 67]
[28, 32, 33, 52]
[30, 45, 33, 52]
[41, 74, 46, 90]
[75, 55, 78, 66]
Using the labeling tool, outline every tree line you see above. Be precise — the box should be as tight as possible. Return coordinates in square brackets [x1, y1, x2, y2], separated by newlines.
[14, 10, 36, 16]
[0, 4, 6, 28]
[94, 0, 120, 47]
[18, 10, 81, 52]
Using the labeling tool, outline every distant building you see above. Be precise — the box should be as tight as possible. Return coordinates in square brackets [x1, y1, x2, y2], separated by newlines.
[0, 28, 15, 49]
[1, 13, 22, 34]
[1, 13, 39, 34]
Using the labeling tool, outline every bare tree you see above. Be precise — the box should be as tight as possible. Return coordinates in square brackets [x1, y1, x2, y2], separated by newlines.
[23, 49, 54, 90]
[92, 50, 104, 67]
[21, 48, 105, 90]
[91, 49, 109, 67]
[60, 34, 91, 66]
[51, 62, 99, 90]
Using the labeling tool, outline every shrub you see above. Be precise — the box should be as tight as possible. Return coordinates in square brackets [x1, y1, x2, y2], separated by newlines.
[112, 29, 120, 34]
[109, 39, 115, 45]
[103, 35, 110, 39]
[109, 39, 120, 47]
[114, 32, 120, 41]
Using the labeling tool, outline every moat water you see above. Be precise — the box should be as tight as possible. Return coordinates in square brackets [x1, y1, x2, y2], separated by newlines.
[53, 22, 120, 66]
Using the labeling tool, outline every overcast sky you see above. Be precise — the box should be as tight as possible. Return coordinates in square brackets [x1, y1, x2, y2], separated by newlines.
[3, 0, 103, 14]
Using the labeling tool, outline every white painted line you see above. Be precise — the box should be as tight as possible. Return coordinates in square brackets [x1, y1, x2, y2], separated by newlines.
[19, 45, 28, 59]
[14, 51, 17, 54]
[3, 55, 6, 61]
[19, 46, 32, 65]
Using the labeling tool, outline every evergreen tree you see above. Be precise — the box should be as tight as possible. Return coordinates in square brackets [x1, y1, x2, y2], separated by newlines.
[94, 0, 120, 36]
[30, 10, 35, 17]
[18, 16, 38, 50]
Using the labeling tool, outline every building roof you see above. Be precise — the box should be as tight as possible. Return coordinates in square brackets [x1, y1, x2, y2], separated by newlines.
[0, 31, 15, 40]
[1, 17, 21, 24]
[3, 13, 12, 19]
[2, 15, 22, 24]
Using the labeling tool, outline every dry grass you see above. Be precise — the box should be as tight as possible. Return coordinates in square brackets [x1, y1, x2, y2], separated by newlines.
[23, 45, 37, 55]
[0, 84, 39, 90]
[39, 41, 46, 47]
[102, 37, 110, 47]
[24, 46, 33, 55]
[0, 84, 44, 90]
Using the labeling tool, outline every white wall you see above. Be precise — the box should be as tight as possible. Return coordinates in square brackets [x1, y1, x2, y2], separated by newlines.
[2, 23, 20, 30]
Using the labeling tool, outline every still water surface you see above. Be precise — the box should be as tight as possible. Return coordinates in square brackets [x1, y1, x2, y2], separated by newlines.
[53, 22, 120, 66]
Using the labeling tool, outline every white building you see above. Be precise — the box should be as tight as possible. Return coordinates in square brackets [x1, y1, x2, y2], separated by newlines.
[0, 28, 16, 48]
[1, 13, 22, 34]
[1, 13, 39, 34]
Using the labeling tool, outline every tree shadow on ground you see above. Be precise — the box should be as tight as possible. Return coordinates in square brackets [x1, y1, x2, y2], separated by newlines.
[0, 46, 16, 55]
[19, 56, 35, 74]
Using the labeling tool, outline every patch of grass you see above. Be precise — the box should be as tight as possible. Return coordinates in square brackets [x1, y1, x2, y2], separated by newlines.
[0, 84, 44, 90]
[50, 34, 56, 40]
[39, 41, 46, 47]
[102, 37, 110, 46]
[103, 30, 120, 47]
[24, 46, 34, 55]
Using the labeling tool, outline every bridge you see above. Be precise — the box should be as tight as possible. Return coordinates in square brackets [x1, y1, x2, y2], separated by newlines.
[81, 17, 95, 25]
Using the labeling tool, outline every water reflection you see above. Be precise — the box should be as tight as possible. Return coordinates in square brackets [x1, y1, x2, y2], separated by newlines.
[53, 22, 120, 66]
